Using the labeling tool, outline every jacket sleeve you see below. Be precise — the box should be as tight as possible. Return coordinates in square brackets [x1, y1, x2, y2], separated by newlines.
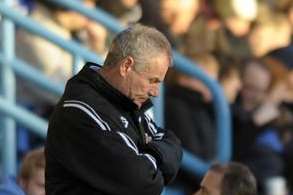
[142, 115, 183, 184]
[46, 102, 164, 195]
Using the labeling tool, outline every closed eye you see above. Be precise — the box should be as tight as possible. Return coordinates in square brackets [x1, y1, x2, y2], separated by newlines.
[149, 77, 161, 84]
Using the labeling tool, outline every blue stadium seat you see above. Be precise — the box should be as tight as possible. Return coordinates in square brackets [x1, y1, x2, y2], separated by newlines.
[0, 177, 25, 195]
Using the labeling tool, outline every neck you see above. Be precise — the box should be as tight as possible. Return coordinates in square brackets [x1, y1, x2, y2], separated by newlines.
[99, 66, 125, 95]
[99, 67, 114, 84]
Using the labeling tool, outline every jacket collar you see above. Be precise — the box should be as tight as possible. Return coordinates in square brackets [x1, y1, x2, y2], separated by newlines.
[77, 62, 153, 113]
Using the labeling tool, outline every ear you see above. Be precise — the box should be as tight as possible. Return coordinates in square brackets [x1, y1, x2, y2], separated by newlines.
[120, 56, 135, 77]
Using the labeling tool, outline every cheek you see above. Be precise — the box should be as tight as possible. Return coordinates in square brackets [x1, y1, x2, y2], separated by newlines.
[142, 83, 150, 92]
[26, 182, 39, 195]
[129, 81, 145, 98]
[135, 80, 149, 92]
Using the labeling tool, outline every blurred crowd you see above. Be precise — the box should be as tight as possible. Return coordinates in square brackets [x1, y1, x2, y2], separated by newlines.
[2, 0, 293, 195]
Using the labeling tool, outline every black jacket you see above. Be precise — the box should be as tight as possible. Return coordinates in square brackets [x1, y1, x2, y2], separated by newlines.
[45, 63, 182, 195]
[165, 85, 216, 160]
[164, 85, 216, 193]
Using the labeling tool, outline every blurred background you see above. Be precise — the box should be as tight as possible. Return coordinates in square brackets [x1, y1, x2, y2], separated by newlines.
[0, 0, 292, 195]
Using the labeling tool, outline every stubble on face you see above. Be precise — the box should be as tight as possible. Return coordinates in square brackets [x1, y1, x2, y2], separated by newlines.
[128, 54, 170, 108]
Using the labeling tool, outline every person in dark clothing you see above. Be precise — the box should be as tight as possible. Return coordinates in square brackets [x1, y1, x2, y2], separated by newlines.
[232, 60, 288, 195]
[45, 24, 182, 195]
[165, 53, 219, 194]
[267, 47, 293, 193]
[165, 86, 216, 161]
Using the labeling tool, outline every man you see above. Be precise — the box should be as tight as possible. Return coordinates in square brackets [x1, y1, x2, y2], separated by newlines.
[45, 24, 182, 195]
[194, 162, 257, 195]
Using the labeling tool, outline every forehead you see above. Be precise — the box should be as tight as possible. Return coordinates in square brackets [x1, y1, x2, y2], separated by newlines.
[140, 54, 170, 77]
[243, 65, 271, 87]
[243, 64, 270, 80]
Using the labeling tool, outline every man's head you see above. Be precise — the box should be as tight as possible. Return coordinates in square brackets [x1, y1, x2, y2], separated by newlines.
[160, 0, 199, 35]
[101, 24, 172, 108]
[18, 147, 45, 195]
[194, 162, 257, 195]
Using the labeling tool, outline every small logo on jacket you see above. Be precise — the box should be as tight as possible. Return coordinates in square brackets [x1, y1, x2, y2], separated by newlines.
[120, 116, 129, 128]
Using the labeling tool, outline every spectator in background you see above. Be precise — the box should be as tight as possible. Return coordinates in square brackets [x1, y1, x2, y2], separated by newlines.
[96, 0, 142, 51]
[248, 10, 291, 57]
[140, 0, 199, 47]
[266, 46, 293, 192]
[232, 59, 288, 195]
[15, 0, 107, 166]
[193, 162, 257, 195]
[97, 0, 142, 26]
[18, 147, 45, 195]
[16, 0, 107, 86]
[208, 0, 257, 60]
[213, 0, 257, 37]
[16, 0, 72, 107]
[165, 53, 220, 194]
[218, 58, 242, 104]
[180, 12, 221, 56]
[160, 0, 199, 37]
[16, 0, 108, 119]
[0, 147, 45, 195]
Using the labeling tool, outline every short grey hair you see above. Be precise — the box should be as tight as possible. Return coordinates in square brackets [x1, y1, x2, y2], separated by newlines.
[103, 23, 173, 71]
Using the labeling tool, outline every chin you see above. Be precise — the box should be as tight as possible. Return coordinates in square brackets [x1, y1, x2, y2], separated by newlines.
[133, 100, 141, 107]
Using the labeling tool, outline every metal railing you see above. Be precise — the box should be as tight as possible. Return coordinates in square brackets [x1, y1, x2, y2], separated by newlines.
[0, 0, 231, 187]
[0, 0, 16, 177]
[0, 0, 102, 177]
